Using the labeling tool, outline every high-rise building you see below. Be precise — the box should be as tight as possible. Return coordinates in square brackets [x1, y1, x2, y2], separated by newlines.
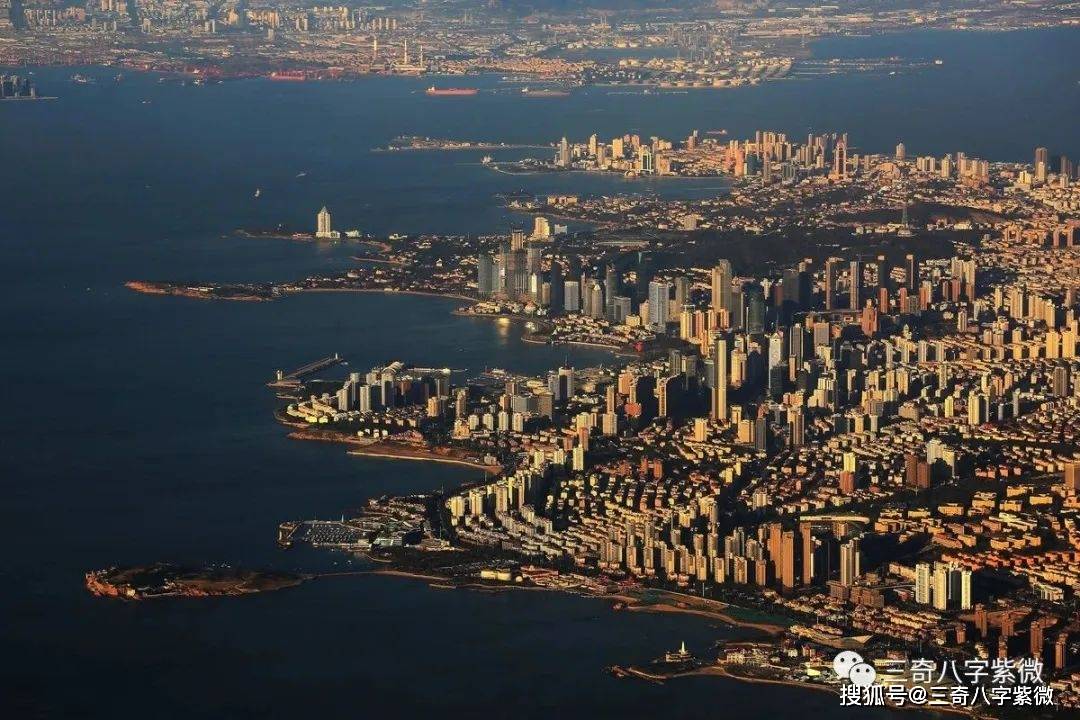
[673, 275, 689, 308]
[959, 568, 972, 610]
[906, 253, 918, 291]
[1053, 364, 1070, 397]
[832, 141, 847, 179]
[548, 367, 575, 402]
[711, 260, 733, 320]
[1065, 462, 1080, 492]
[895, 141, 906, 161]
[920, 562, 971, 611]
[1035, 146, 1049, 172]
[648, 281, 671, 329]
[587, 280, 605, 319]
[745, 284, 765, 334]
[801, 524, 816, 586]
[557, 136, 571, 167]
[824, 257, 839, 310]
[510, 227, 526, 251]
[840, 537, 861, 587]
[789, 408, 805, 447]
[548, 260, 564, 314]
[477, 252, 496, 296]
[315, 206, 336, 238]
[780, 530, 798, 588]
[782, 267, 809, 310]
[933, 563, 951, 610]
[915, 562, 932, 604]
[713, 334, 728, 422]
[532, 215, 551, 239]
[849, 259, 861, 310]
[563, 280, 580, 313]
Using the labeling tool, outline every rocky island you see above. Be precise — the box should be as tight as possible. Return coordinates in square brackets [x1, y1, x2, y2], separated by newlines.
[85, 564, 307, 600]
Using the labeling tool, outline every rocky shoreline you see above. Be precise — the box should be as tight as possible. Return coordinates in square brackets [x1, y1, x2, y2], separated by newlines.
[85, 563, 308, 600]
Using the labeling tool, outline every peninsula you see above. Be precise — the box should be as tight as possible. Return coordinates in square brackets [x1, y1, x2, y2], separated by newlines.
[85, 564, 308, 600]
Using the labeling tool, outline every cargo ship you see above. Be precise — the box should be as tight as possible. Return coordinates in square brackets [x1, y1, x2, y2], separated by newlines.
[426, 86, 478, 96]
[521, 87, 570, 97]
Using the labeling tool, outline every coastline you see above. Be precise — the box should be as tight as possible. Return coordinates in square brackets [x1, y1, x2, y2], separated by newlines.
[125, 281, 479, 305]
[124, 280, 270, 302]
[345, 446, 500, 473]
[691, 667, 980, 718]
[456, 309, 642, 356]
[373, 143, 551, 153]
[295, 287, 478, 304]
[286, 427, 500, 474]
[603, 591, 788, 636]
[690, 665, 839, 693]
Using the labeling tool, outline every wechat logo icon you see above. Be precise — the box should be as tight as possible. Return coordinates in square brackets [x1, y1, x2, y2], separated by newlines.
[834, 651, 878, 690]
[833, 651, 864, 679]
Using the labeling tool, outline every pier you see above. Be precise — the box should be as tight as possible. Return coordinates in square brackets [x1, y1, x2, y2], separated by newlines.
[269, 353, 342, 387]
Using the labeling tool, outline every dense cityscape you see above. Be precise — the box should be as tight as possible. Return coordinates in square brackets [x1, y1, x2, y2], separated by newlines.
[128, 125, 1080, 713]
[2, 0, 1078, 86]
[7, 1, 1080, 718]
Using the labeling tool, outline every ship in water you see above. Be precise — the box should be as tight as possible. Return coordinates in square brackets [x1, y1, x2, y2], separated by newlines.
[425, 86, 478, 96]
[521, 87, 570, 97]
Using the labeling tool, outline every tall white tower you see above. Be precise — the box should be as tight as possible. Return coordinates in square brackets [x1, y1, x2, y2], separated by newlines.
[316, 206, 333, 238]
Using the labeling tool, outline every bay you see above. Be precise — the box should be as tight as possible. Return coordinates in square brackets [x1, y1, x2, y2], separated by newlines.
[5, 26, 1071, 718]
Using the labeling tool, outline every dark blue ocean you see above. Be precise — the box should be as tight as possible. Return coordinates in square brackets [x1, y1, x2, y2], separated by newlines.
[2, 27, 1076, 718]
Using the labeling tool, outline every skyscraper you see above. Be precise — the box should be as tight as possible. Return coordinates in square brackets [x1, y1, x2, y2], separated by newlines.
[712, 334, 728, 422]
[563, 280, 580, 313]
[840, 537, 861, 587]
[477, 252, 496, 297]
[548, 367, 575, 402]
[824, 258, 839, 310]
[587, 280, 605, 319]
[876, 254, 890, 291]
[557, 136, 571, 168]
[906, 253, 918, 291]
[849, 259, 861, 310]
[315, 206, 334, 238]
[548, 260, 564, 314]
[915, 562, 932, 605]
[648, 280, 671, 329]
[780, 530, 798, 588]
[931, 563, 971, 611]
[832, 141, 847, 179]
[745, 284, 765, 334]
[499, 240, 527, 299]
[711, 260, 733, 320]
[1035, 146, 1049, 170]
